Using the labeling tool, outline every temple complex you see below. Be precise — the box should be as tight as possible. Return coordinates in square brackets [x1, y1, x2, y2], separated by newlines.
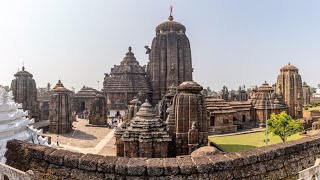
[49, 80, 73, 134]
[146, 13, 193, 104]
[276, 63, 304, 119]
[115, 100, 171, 158]
[250, 81, 287, 127]
[37, 86, 51, 121]
[103, 47, 151, 107]
[10, 66, 39, 120]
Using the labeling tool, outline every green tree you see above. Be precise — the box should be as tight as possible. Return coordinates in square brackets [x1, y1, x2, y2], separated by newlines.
[266, 111, 303, 142]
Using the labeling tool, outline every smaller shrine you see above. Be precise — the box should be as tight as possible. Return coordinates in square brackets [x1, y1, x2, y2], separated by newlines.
[250, 81, 287, 127]
[89, 94, 107, 125]
[49, 80, 73, 134]
[115, 100, 172, 158]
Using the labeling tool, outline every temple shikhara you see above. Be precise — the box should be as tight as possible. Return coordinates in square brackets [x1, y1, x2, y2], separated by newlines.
[0, 4, 319, 180]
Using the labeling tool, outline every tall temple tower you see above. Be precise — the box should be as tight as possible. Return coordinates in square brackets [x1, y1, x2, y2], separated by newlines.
[11, 66, 39, 120]
[276, 63, 304, 119]
[146, 8, 193, 104]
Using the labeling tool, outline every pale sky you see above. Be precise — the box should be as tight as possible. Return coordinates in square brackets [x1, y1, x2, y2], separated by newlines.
[0, 0, 320, 92]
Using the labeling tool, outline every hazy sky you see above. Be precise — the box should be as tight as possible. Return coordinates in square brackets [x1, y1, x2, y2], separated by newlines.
[0, 0, 320, 92]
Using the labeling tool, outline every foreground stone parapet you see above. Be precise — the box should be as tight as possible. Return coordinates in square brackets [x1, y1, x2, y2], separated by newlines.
[5, 134, 320, 179]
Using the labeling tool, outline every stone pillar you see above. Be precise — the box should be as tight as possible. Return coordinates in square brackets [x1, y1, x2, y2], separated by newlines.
[49, 80, 72, 134]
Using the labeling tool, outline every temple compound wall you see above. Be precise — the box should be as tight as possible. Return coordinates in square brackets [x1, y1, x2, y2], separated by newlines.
[5, 134, 320, 179]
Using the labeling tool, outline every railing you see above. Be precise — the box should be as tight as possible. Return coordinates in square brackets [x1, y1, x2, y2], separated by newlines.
[298, 159, 320, 180]
[0, 163, 34, 180]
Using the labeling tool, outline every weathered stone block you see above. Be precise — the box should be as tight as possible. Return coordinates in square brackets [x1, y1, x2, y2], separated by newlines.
[63, 151, 84, 168]
[163, 158, 179, 176]
[177, 156, 197, 175]
[115, 157, 129, 175]
[147, 158, 164, 176]
[127, 158, 147, 176]
[98, 156, 119, 173]
[79, 154, 103, 171]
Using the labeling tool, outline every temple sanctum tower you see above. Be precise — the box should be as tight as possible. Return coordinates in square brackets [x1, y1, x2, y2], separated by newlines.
[276, 63, 303, 119]
[11, 66, 39, 120]
[146, 10, 193, 104]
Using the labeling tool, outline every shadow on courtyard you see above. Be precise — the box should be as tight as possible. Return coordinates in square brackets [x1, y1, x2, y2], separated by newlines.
[60, 129, 98, 140]
[217, 144, 256, 153]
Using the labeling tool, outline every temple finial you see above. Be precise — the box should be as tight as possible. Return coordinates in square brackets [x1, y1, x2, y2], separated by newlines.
[22, 61, 25, 71]
[128, 46, 132, 52]
[168, 5, 174, 21]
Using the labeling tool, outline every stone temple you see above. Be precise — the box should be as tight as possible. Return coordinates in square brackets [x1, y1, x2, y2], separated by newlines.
[49, 80, 73, 134]
[276, 63, 303, 119]
[11, 66, 39, 120]
[103, 47, 151, 107]
[116, 100, 171, 158]
[146, 13, 193, 104]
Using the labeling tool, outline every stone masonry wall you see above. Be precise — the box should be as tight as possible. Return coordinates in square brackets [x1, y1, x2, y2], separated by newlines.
[5, 135, 320, 179]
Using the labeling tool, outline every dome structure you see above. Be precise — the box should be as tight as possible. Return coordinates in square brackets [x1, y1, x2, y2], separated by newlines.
[155, 15, 186, 33]
[280, 63, 298, 72]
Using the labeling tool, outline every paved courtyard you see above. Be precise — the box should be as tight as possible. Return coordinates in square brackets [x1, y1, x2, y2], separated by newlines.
[44, 118, 116, 156]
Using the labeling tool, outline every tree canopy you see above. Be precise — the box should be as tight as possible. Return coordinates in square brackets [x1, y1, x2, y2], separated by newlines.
[266, 111, 303, 142]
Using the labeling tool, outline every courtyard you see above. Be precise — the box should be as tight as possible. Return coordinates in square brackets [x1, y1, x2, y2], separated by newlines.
[44, 118, 116, 155]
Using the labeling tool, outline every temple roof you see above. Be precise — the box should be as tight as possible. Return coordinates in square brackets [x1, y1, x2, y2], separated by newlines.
[156, 15, 186, 33]
[103, 47, 151, 93]
[53, 80, 70, 92]
[250, 81, 287, 110]
[280, 63, 298, 71]
[74, 86, 99, 98]
[206, 98, 236, 114]
[14, 66, 33, 78]
[177, 81, 203, 93]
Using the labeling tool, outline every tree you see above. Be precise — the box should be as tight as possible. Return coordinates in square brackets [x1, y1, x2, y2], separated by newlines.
[266, 111, 303, 142]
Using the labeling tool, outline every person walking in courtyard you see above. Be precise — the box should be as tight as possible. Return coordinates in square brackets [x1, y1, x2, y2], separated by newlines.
[56, 135, 60, 146]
